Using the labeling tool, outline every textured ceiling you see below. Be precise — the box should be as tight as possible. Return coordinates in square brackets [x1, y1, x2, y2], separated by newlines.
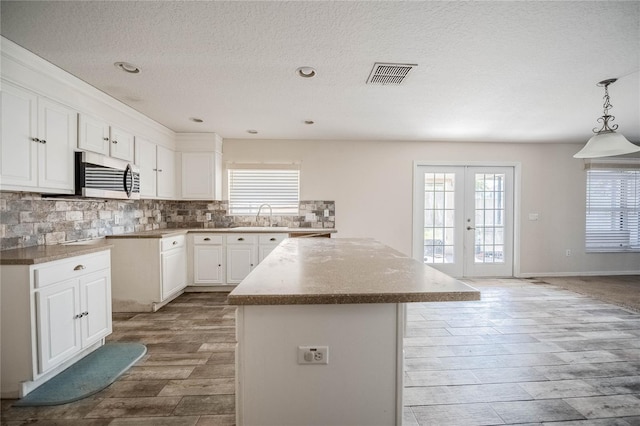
[1, 1, 639, 143]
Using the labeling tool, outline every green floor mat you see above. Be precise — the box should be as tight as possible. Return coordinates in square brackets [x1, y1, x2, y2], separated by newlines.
[14, 342, 146, 406]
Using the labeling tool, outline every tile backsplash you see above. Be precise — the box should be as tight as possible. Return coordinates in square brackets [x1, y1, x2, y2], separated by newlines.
[0, 192, 335, 250]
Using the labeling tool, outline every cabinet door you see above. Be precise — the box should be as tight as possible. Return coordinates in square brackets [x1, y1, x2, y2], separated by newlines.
[37, 97, 76, 192]
[258, 244, 278, 263]
[161, 247, 186, 300]
[136, 137, 158, 198]
[181, 152, 215, 199]
[194, 245, 224, 284]
[80, 270, 112, 347]
[78, 114, 109, 155]
[1, 82, 38, 188]
[226, 245, 256, 284]
[156, 146, 176, 199]
[109, 126, 134, 162]
[35, 280, 81, 374]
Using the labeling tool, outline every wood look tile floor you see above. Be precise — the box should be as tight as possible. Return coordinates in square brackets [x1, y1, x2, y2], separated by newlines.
[2, 279, 640, 425]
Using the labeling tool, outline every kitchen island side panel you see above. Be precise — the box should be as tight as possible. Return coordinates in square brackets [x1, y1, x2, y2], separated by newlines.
[236, 303, 403, 426]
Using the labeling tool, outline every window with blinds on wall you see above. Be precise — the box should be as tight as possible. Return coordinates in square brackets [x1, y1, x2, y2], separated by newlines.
[228, 166, 300, 216]
[585, 160, 640, 252]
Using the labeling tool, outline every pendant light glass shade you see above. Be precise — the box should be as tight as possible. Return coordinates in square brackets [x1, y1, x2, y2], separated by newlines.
[574, 131, 640, 158]
[574, 78, 640, 158]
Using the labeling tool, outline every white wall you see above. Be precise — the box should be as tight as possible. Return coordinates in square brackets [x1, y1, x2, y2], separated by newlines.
[224, 138, 640, 276]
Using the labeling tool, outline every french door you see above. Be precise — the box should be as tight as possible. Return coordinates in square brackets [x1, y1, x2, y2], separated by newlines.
[413, 165, 514, 278]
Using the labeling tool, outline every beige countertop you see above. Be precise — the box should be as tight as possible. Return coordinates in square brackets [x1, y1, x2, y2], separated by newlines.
[0, 228, 336, 264]
[228, 238, 480, 305]
[105, 227, 337, 239]
[0, 240, 114, 265]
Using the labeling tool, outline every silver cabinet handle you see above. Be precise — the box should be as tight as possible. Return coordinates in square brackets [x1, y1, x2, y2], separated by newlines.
[238, 237, 244, 241]
[103, 137, 109, 141]
[466, 226, 475, 230]
[32, 137, 40, 143]
[74, 264, 86, 271]
[112, 140, 118, 144]
[172, 241, 178, 245]
[204, 237, 211, 241]
[270, 237, 276, 241]
[74, 313, 81, 319]
[157, 169, 163, 172]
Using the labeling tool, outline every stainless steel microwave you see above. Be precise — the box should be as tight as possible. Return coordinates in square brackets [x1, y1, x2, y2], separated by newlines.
[75, 151, 140, 200]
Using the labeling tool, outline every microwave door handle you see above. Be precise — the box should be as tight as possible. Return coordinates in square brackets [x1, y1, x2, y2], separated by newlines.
[123, 164, 133, 198]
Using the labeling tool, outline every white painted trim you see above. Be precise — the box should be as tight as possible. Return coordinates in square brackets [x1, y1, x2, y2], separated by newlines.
[176, 133, 223, 152]
[518, 270, 640, 278]
[395, 303, 404, 426]
[412, 161, 522, 278]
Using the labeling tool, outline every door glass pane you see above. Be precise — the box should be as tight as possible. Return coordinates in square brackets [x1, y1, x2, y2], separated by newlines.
[423, 172, 455, 264]
[474, 173, 506, 264]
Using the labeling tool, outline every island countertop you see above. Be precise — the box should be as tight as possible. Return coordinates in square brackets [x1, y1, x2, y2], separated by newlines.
[228, 238, 480, 305]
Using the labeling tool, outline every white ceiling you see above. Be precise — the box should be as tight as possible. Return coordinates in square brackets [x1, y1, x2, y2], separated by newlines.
[1, 1, 639, 144]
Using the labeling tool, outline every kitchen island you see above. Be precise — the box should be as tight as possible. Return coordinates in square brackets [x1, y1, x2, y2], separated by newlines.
[228, 238, 480, 426]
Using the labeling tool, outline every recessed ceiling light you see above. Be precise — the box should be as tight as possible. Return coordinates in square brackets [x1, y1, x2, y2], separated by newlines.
[190, 117, 204, 123]
[114, 61, 141, 74]
[247, 129, 258, 134]
[304, 120, 315, 125]
[296, 66, 317, 78]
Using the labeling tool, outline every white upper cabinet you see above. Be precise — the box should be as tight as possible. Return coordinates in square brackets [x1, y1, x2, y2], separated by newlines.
[37, 98, 77, 191]
[136, 137, 176, 199]
[1, 81, 38, 188]
[78, 115, 135, 162]
[1, 81, 75, 193]
[156, 145, 176, 199]
[78, 114, 110, 156]
[177, 133, 223, 200]
[109, 126, 135, 162]
[181, 152, 217, 199]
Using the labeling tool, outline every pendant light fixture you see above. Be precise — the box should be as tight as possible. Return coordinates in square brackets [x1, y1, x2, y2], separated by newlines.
[574, 78, 640, 158]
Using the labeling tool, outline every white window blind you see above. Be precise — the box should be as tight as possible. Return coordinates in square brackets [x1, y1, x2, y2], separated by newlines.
[228, 168, 300, 215]
[585, 165, 640, 252]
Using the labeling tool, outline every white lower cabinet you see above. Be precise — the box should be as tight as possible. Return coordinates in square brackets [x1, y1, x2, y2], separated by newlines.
[258, 234, 287, 263]
[110, 234, 187, 312]
[35, 279, 81, 373]
[226, 235, 257, 284]
[188, 233, 288, 287]
[161, 238, 187, 299]
[0, 250, 112, 398]
[35, 270, 111, 374]
[192, 235, 225, 285]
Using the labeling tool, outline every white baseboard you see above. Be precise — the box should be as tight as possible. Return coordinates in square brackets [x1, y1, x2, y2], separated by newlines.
[517, 270, 640, 278]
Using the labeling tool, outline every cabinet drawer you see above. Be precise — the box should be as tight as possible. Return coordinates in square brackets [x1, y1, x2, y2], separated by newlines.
[161, 235, 185, 251]
[34, 250, 110, 289]
[193, 235, 223, 245]
[259, 234, 288, 245]
[227, 234, 257, 244]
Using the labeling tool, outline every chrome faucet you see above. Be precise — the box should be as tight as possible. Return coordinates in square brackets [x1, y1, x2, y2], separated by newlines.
[255, 203, 273, 227]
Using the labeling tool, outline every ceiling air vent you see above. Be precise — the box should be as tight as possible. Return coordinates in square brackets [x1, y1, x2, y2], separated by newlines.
[366, 62, 417, 85]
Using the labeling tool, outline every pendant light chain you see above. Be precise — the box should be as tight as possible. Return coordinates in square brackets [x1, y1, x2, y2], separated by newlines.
[593, 80, 619, 134]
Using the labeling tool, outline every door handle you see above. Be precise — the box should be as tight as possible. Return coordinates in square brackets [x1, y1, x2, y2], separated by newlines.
[466, 226, 475, 230]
